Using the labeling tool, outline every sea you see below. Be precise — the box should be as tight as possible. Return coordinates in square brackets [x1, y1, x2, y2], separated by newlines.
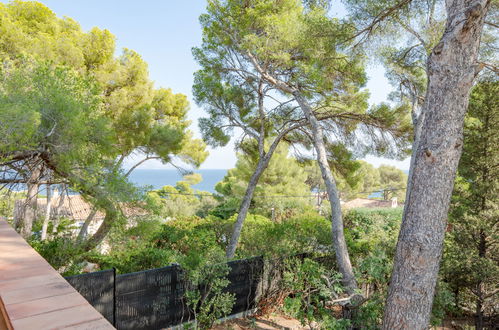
[127, 169, 228, 193]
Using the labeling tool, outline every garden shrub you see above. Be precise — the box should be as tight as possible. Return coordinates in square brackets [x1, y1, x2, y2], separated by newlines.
[91, 245, 178, 274]
[181, 250, 235, 330]
[31, 236, 85, 275]
[343, 208, 399, 327]
[235, 211, 331, 258]
[281, 257, 350, 329]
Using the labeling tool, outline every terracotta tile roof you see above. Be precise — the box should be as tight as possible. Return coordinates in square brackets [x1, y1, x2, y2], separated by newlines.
[14, 195, 146, 222]
[342, 198, 400, 209]
[0, 220, 114, 329]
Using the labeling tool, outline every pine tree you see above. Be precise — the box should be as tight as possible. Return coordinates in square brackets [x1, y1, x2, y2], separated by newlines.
[442, 80, 498, 329]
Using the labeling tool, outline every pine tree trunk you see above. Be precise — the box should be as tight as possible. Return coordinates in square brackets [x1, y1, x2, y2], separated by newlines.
[405, 108, 425, 197]
[77, 207, 98, 241]
[226, 152, 274, 259]
[81, 202, 119, 251]
[294, 92, 358, 294]
[41, 184, 52, 240]
[382, 1, 489, 328]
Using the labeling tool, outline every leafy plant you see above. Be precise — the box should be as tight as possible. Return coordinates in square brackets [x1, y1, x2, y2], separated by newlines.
[182, 251, 235, 330]
[281, 258, 348, 329]
[31, 236, 85, 276]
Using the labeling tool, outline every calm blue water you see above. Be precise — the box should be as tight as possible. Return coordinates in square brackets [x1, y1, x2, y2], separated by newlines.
[127, 169, 228, 193]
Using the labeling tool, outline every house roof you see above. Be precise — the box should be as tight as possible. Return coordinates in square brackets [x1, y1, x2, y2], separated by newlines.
[36, 195, 104, 221]
[341, 198, 399, 209]
[14, 195, 146, 222]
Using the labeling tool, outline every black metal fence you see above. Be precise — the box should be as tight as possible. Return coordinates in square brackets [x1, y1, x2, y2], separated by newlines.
[65, 256, 264, 330]
[65, 269, 115, 324]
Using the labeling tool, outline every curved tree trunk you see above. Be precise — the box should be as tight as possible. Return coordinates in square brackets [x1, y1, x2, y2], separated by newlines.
[382, 1, 489, 328]
[294, 92, 358, 294]
[226, 151, 274, 259]
[36, 153, 122, 251]
[81, 204, 119, 251]
[80, 193, 120, 252]
[76, 207, 98, 242]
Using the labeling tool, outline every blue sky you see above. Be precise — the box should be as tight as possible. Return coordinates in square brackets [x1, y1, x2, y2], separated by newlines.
[13, 0, 410, 170]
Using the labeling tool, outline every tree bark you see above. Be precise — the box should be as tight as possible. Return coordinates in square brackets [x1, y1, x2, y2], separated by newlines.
[382, 1, 489, 328]
[17, 166, 41, 238]
[405, 106, 425, 196]
[41, 184, 52, 240]
[80, 195, 120, 251]
[294, 92, 358, 294]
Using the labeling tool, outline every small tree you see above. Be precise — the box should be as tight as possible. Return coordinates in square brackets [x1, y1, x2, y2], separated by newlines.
[377, 165, 407, 201]
[182, 253, 235, 330]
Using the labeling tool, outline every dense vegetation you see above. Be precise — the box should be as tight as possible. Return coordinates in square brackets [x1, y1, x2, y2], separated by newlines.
[0, 0, 496, 329]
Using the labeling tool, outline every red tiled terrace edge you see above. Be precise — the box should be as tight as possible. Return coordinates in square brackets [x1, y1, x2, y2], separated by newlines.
[0, 220, 114, 329]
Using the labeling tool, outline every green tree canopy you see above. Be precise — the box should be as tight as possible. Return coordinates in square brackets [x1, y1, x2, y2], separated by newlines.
[0, 0, 207, 168]
[146, 173, 217, 219]
[214, 141, 311, 220]
[194, 0, 411, 263]
[443, 80, 498, 326]
[335, 160, 380, 200]
[377, 165, 407, 201]
[0, 0, 207, 245]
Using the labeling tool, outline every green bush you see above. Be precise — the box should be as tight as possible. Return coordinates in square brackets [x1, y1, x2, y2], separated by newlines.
[344, 208, 402, 328]
[430, 281, 456, 326]
[352, 294, 385, 329]
[0, 191, 24, 219]
[235, 211, 331, 258]
[31, 236, 85, 275]
[155, 216, 229, 257]
[181, 250, 235, 330]
[91, 245, 178, 274]
[281, 257, 349, 329]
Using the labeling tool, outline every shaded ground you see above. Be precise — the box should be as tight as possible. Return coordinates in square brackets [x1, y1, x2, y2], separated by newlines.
[212, 315, 310, 330]
[212, 315, 479, 330]
[437, 318, 477, 329]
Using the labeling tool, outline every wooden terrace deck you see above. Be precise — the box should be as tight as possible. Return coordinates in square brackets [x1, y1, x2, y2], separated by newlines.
[0, 220, 114, 329]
